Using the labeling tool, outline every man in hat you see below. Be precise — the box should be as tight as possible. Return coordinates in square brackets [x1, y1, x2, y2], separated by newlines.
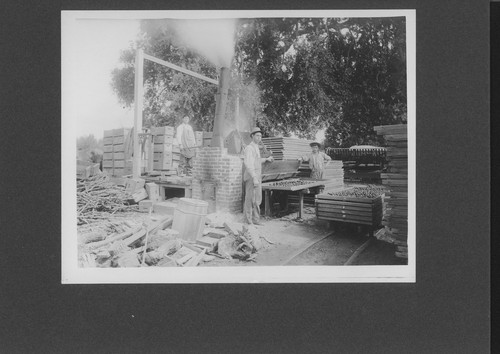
[243, 127, 274, 225]
[298, 142, 331, 179]
[176, 115, 197, 176]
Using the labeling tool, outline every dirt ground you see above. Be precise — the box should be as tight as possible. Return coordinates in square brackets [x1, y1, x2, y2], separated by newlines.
[77, 205, 404, 267]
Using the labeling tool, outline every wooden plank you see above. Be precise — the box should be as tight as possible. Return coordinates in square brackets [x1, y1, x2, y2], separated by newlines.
[103, 152, 113, 160]
[316, 203, 382, 213]
[380, 173, 408, 179]
[382, 134, 408, 141]
[85, 225, 143, 250]
[315, 199, 377, 209]
[316, 194, 382, 204]
[113, 152, 125, 160]
[113, 136, 125, 144]
[143, 53, 218, 85]
[316, 206, 377, 218]
[123, 216, 173, 247]
[317, 215, 374, 226]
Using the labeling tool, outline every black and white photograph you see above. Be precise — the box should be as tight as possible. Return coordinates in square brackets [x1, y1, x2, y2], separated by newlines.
[62, 10, 416, 283]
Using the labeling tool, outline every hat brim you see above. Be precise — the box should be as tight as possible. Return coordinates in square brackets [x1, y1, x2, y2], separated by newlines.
[250, 131, 262, 137]
[310, 142, 321, 147]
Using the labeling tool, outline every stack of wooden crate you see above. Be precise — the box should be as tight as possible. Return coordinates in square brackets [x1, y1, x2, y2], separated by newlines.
[374, 124, 408, 259]
[102, 128, 133, 177]
[151, 126, 179, 171]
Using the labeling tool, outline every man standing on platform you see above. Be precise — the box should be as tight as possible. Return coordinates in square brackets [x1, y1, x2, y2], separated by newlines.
[176, 115, 197, 176]
[243, 127, 274, 225]
[298, 142, 331, 179]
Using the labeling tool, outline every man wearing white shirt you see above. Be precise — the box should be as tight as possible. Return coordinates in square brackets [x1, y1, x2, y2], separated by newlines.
[243, 127, 274, 225]
[176, 115, 197, 176]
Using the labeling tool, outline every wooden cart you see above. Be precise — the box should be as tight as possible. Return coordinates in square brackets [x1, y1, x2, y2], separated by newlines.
[315, 191, 384, 236]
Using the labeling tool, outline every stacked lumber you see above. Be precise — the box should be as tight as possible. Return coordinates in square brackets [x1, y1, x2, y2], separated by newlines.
[262, 137, 314, 160]
[151, 126, 180, 171]
[316, 186, 386, 227]
[374, 124, 408, 259]
[102, 128, 133, 177]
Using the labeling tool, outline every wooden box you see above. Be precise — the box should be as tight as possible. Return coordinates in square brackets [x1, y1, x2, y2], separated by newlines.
[154, 143, 173, 153]
[113, 144, 125, 152]
[154, 135, 174, 144]
[151, 126, 175, 136]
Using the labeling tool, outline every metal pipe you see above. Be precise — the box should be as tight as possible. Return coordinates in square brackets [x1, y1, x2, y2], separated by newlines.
[212, 67, 230, 148]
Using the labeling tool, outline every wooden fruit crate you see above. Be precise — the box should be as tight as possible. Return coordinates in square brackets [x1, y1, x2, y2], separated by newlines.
[315, 192, 384, 227]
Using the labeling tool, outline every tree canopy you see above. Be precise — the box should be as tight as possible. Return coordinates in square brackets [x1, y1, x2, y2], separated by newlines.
[111, 16, 407, 147]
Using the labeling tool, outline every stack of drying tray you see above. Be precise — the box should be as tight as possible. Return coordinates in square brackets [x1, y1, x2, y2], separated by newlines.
[262, 137, 314, 160]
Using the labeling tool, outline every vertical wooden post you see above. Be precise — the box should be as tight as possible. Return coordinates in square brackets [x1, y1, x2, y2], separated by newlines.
[264, 190, 271, 217]
[133, 49, 144, 179]
[298, 190, 304, 219]
[147, 133, 154, 173]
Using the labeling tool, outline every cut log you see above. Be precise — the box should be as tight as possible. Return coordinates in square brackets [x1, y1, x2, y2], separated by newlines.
[203, 228, 228, 239]
[85, 226, 142, 250]
[122, 216, 173, 247]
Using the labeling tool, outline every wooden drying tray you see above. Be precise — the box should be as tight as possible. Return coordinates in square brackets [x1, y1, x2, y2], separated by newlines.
[261, 178, 326, 218]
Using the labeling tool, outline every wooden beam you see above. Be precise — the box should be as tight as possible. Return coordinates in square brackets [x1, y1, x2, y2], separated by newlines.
[147, 133, 154, 173]
[143, 53, 218, 85]
[133, 49, 144, 179]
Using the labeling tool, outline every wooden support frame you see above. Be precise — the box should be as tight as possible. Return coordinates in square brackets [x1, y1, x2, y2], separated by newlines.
[132, 50, 218, 178]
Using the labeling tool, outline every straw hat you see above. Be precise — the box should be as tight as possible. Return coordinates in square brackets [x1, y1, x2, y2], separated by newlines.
[310, 142, 321, 148]
[250, 127, 262, 137]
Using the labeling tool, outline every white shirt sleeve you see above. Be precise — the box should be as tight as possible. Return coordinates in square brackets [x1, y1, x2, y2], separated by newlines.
[244, 145, 257, 180]
[176, 125, 183, 143]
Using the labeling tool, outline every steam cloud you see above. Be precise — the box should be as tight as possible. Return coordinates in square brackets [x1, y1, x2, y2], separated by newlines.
[171, 19, 237, 68]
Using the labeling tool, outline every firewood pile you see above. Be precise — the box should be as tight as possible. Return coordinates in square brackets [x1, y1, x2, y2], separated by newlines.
[78, 214, 274, 268]
[77, 174, 138, 225]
